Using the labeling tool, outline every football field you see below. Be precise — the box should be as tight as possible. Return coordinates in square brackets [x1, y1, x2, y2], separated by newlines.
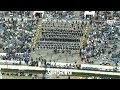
[2, 76, 32, 79]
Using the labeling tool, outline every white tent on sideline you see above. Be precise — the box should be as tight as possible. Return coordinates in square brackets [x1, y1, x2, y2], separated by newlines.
[33, 11, 44, 18]
[84, 11, 95, 18]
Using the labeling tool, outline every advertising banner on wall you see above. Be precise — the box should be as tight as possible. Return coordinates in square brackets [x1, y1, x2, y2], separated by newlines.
[107, 20, 115, 24]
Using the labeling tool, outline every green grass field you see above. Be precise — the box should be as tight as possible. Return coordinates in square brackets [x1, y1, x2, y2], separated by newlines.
[2, 76, 32, 79]
[2, 75, 78, 79]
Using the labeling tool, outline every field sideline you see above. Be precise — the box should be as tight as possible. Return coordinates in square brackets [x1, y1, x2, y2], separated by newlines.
[0, 65, 120, 76]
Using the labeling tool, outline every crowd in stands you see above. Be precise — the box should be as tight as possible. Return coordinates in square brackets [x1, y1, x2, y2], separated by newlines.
[44, 11, 75, 19]
[80, 19, 120, 65]
[0, 11, 120, 69]
[95, 11, 120, 21]
[38, 11, 120, 67]
[0, 11, 40, 65]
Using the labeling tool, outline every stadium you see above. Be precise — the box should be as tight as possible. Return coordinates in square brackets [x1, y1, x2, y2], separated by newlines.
[0, 11, 120, 79]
